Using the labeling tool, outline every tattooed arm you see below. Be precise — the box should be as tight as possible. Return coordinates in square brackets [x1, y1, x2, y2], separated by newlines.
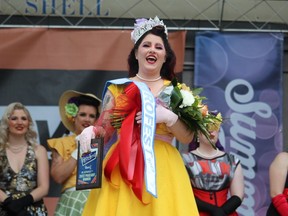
[95, 89, 117, 143]
[79, 88, 117, 152]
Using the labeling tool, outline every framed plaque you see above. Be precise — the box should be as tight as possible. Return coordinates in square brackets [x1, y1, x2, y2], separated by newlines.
[76, 137, 104, 190]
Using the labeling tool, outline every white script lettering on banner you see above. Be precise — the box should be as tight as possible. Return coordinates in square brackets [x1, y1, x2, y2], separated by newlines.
[225, 79, 272, 215]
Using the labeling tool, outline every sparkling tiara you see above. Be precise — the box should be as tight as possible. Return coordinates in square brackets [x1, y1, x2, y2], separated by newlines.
[131, 16, 168, 44]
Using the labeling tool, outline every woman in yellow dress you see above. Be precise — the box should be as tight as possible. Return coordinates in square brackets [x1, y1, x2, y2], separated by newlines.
[80, 16, 199, 216]
[47, 90, 101, 215]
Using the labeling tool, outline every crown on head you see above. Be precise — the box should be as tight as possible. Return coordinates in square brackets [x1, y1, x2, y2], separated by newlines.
[131, 16, 168, 44]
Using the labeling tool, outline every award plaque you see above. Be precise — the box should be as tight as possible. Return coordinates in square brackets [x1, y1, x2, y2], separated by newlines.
[76, 137, 104, 190]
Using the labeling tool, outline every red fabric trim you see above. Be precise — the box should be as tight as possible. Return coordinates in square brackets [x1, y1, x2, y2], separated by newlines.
[283, 188, 288, 198]
[193, 188, 238, 216]
[104, 83, 145, 201]
[272, 193, 288, 216]
[193, 188, 228, 206]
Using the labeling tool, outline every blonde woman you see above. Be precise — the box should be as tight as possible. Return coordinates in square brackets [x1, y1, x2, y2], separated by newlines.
[0, 102, 49, 215]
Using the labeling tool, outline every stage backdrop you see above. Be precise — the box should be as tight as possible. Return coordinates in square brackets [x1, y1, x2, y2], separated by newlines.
[0, 28, 186, 215]
[194, 32, 283, 216]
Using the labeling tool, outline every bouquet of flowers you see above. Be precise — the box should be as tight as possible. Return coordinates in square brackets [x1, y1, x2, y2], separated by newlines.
[158, 78, 222, 148]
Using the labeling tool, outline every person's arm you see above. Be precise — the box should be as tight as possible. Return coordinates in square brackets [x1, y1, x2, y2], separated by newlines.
[221, 195, 242, 215]
[50, 148, 77, 184]
[270, 152, 288, 197]
[229, 163, 244, 198]
[96, 89, 116, 141]
[0, 189, 8, 202]
[221, 162, 244, 214]
[168, 119, 194, 144]
[269, 152, 288, 215]
[154, 104, 194, 144]
[30, 144, 49, 201]
[80, 89, 116, 152]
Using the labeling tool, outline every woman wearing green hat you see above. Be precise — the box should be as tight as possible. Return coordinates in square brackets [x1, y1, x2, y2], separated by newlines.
[47, 90, 101, 216]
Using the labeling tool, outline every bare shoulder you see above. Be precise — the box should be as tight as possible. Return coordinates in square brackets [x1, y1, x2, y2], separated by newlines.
[271, 152, 288, 168]
[274, 152, 288, 161]
[218, 150, 226, 156]
[34, 144, 48, 157]
[101, 89, 116, 112]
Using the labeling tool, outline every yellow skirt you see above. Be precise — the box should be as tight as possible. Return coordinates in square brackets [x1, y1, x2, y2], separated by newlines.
[82, 140, 199, 216]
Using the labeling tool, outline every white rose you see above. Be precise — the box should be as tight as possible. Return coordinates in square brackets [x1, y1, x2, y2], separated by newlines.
[179, 90, 195, 108]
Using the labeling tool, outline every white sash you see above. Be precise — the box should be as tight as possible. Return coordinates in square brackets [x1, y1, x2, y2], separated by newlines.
[102, 78, 157, 197]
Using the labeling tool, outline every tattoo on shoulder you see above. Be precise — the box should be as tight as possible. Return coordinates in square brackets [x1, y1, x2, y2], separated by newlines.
[102, 90, 115, 110]
[103, 91, 111, 106]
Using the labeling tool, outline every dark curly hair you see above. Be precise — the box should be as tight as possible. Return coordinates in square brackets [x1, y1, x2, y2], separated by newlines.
[68, 95, 101, 118]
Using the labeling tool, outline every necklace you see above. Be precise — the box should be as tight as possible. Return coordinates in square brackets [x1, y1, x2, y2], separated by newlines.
[136, 74, 161, 82]
[6, 143, 27, 154]
[196, 147, 219, 158]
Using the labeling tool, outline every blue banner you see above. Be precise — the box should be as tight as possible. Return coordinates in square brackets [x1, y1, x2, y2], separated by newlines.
[195, 32, 283, 216]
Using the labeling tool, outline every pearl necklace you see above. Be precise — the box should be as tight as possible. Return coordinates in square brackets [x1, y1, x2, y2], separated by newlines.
[196, 147, 219, 158]
[7, 143, 27, 154]
[136, 74, 162, 82]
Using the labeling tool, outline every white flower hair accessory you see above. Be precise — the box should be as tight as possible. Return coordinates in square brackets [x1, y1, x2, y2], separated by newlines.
[131, 16, 168, 44]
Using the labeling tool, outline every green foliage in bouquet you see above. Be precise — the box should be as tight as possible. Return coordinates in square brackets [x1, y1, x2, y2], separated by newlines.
[158, 78, 222, 149]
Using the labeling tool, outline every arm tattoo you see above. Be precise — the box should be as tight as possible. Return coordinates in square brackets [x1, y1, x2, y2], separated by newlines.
[102, 90, 115, 111]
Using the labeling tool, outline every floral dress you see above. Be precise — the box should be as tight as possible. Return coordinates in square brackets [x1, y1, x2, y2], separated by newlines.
[0, 145, 47, 216]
